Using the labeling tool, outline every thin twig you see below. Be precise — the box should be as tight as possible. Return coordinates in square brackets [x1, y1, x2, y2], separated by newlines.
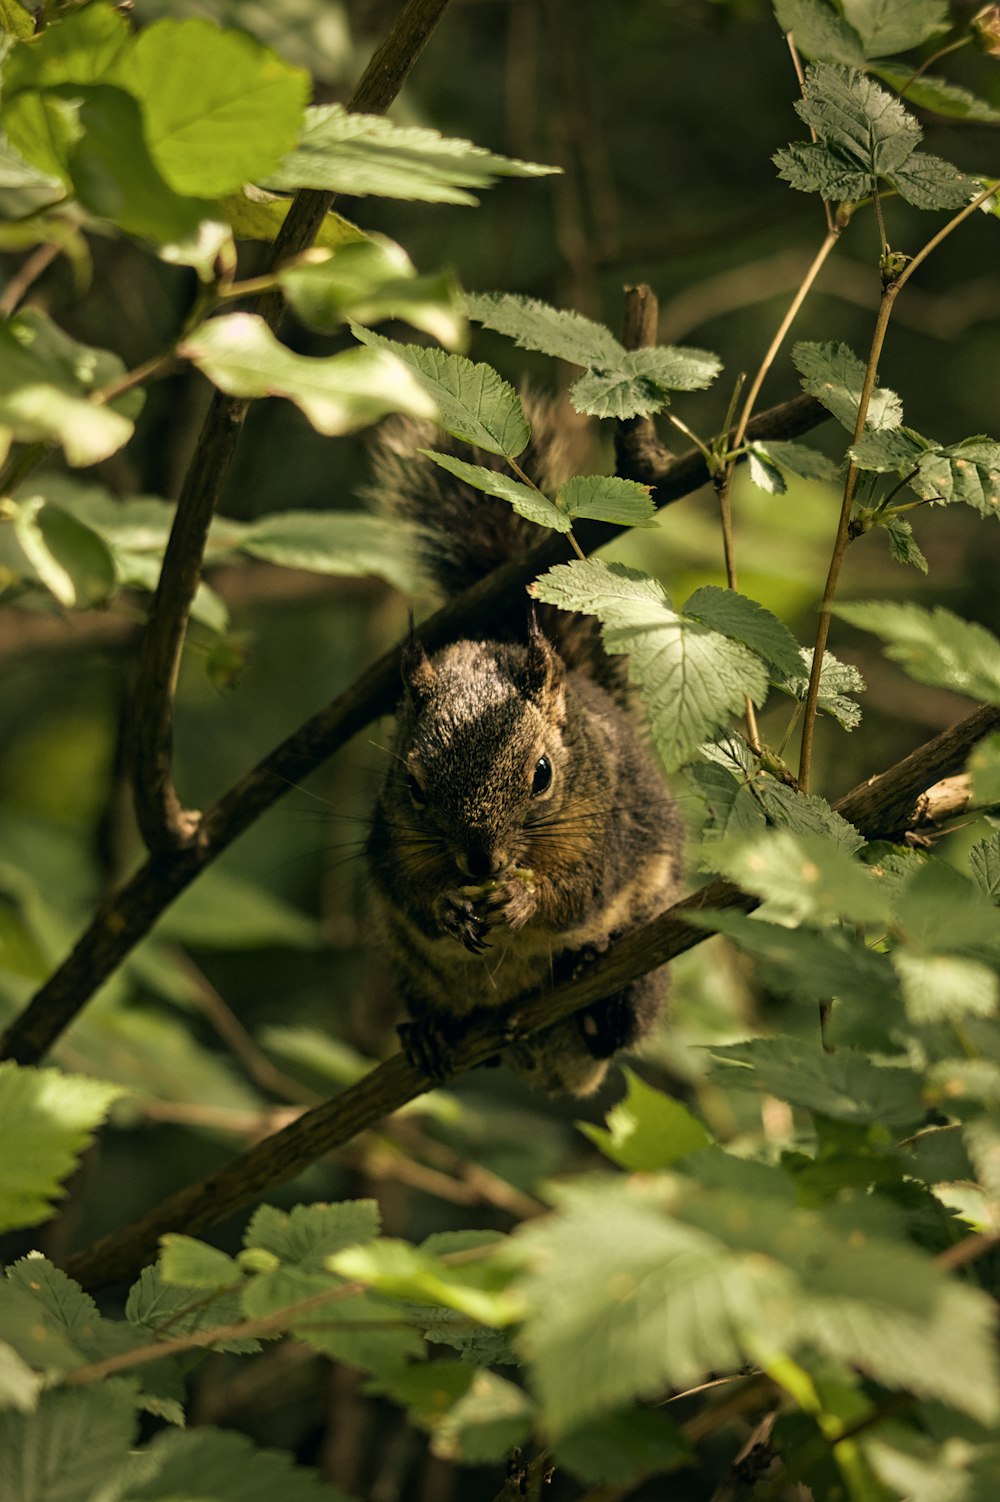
[58, 702, 1000, 1291]
[785, 31, 834, 235]
[0, 240, 60, 318]
[129, 0, 458, 855]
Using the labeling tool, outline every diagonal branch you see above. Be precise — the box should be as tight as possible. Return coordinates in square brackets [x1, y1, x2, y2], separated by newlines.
[0, 393, 827, 1071]
[130, 0, 457, 855]
[60, 702, 1000, 1291]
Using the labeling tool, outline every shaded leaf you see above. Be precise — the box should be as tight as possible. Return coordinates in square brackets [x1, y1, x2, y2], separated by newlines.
[872, 63, 1000, 124]
[159, 1235, 242, 1289]
[689, 909, 897, 1008]
[833, 600, 1000, 703]
[239, 510, 427, 594]
[465, 292, 623, 366]
[793, 340, 902, 434]
[683, 584, 804, 678]
[125, 1266, 260, 1354]
[422, 450, 569, 532]
[557, 475, 656, 527]
[244, 1201, 381, 1270]
[0, 1381, 136, 1502]
[709, 1037, 925, 1128]
[0, 311, 134, 466]
[553, 1405, 691, 1485]
[885, 516, 928, 573]
[116, 1426, 350, 1501]
[773, 0, 866, 66]
[180, 314, 437, 435]
[432, 1370, 535, 1462]
[711, 828, 891, 924]
[893, 951, 999, 1024]
[839, 0, 948, 57]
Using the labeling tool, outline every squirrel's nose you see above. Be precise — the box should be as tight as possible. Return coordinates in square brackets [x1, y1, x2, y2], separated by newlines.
[458, 841, 508, 879]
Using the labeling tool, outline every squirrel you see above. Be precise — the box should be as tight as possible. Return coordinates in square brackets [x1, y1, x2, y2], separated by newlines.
[364, 398, 682, 1096]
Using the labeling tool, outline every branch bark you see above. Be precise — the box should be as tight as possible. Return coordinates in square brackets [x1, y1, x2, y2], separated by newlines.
[129, 0, 457, 855]
[0, 391, 828, 1071]
[59, 702, 999, 1291]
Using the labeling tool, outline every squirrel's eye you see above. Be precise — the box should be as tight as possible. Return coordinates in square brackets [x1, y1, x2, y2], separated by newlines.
[531, 754, 553, 797]
[406, 773, 427, 807]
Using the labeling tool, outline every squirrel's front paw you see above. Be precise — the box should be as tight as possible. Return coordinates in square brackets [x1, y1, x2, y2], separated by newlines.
[433, 889, 491, 954]
[478, 876, 538, 933]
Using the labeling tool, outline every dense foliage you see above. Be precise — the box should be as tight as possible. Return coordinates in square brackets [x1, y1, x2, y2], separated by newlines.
[1, 0, 1000, 1497]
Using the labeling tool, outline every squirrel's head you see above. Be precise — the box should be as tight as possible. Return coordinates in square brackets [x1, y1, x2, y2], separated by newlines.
[391, 621, 569, 882]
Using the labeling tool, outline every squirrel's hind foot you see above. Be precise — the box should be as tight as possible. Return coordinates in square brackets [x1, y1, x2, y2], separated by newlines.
[398, 1017, 455, 1081]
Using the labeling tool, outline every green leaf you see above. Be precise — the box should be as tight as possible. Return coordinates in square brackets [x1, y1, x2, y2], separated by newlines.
[107, 17, 309, 198]
[970, 742, 1000, 816]
[833, 601, 1000, 703]
[553, 1405, 691, 1485]
[712, 828, 891, 924]
[893, 859, 1000, 959]
[330, 1239, 521, 1326]
[750, 438, 839, 482]
[578, 1067, 712, 1170]
[158, 868, 322, 950]
[268, 103, 558, 204]
[281, 240, 463, 347]
[893, 951, 999, 1023]
[422, 450, 569, 532]
[557, 475, 656, 527]
[217, 188, 365, 252]
[0, 0, 33, 41]
[6, 495, 116, 609]
[773, 0, 866, 65]
[793, 340, 902, 434]
[709, 1037, 925, 1127]
[570, 346, 720, 420]
[970, 833, 1000, 904]
[0, 1342, 42, 1414]
[532, 559, 769, 771]
[115, 1426, 350, 1502]
[159, 1235, 241, 1289]
[776, 646, 866, 731]
[431, 1370, 535, 1462]
[0, 1381, 137, 1502]
[239, 1264, 424, 1371]
[180, 314, 437, 435]
[885, 516, 928, 573]
[240, 509, 427, 594]
[244, 1200, 381, 1269]
[838, 0, 948, 57]
[683, 584, 804, 678]
[690, 909, 897, 1009]
[872, 63, 1000, 124]
[797, 64, 921, 175]
[0, 311, 135, 466]
[888, 151, 973, 210]
[465, 291, 624, 366]
[910, 438, 1000, 519]
[849, 424, 927, 473]
[125, 1266, 260, 1354]
[352, 325, 529, 455]
[773, 140, 870, 201]
[747, 447, 786, 494]
[0, 1062, 123, 1235]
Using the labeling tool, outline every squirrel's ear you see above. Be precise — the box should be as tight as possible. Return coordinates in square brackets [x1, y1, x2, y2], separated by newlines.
[401, 624, 436, 707]
[519, 607, 565, 707]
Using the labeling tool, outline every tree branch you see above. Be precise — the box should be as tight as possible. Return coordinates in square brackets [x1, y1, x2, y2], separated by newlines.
[59, 703, 999, 1291]
[129, 0, 457, 855]
[0, 391, 828, 1071]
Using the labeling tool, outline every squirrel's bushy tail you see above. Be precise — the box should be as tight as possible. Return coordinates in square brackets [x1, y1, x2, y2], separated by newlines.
[366, 394, 624, 691]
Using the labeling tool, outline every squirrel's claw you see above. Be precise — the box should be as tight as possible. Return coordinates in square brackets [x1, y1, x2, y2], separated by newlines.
[434, 890, 492, 953]
[398, 1018, 454, 1081]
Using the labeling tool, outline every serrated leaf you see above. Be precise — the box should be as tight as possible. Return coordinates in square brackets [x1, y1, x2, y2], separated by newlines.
[0, 1062, 123, 1235]
[115, 1426, 348, 1502]
[0, 1381, 137, 1502]
[558, 475, 656, 527]
[578, 1067, 711, 1170]
[683, 585, 804, 678]
[554, 1405, 690, 1485]
[712, 828, 890, 924]
[773, 141, 871, 201]
[0, 312, 134, 466]
[432, 1370, 535, 1462]
[422, 450, 569, 531]
[756, 776, 865, 848]
[125, 1266, 260, 1354]
[797, 64, 921, 177]
[793, 340, 902, 434]
[107, 18, 309, 198]
[893, 859, 1000, 959]
[239, 1264, 424, 1370]
[850, 424, 927, 473]
[893, 951, 999, 1023]
[911, 438, 1000, 518]
[532, 559, 769, 771]
[159, 1235, 241, 1289]
[708, 1037, 925, 1127]
[872, 63, 1000, 124]
[970, 743, 1000, 816]
[773, 0, 866, 66]
[888, 151, 972, 211]
[747, 447, 786, 493]
[839, 0, 948, 57]
[239, 510, 427, 593]
[280, 239, 464, 348]
[777, 646, 866, 730]
[268, 103, 558, 204]
[885, 515, 928, 572]
[751, 438, 839, 482]
[180, 314, 437, 436]
[352, 326, 529, 456]
[244, 1201, 381, 1269]
[689, 909, 897, 1008]
[465, 291, 624, 365]
[570, 344, 721, 420]
[833, 601, 1000, 704]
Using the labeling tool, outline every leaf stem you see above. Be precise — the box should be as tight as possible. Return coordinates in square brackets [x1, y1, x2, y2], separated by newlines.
[896, 179, 1000, 291]
[797, 281, 898, 790]
[897, 35, 972, 98]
